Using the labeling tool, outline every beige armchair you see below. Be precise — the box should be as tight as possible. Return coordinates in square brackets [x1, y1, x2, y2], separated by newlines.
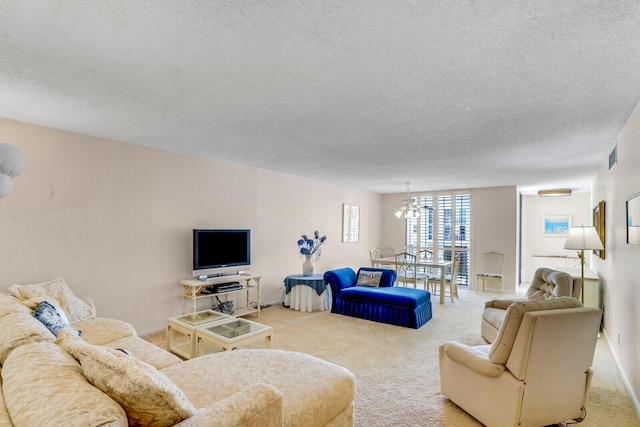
[440, 298, 602, 427]
[482, 267, 582, 342]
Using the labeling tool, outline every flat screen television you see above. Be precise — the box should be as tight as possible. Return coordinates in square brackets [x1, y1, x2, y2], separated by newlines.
[192, 229, 251, 278]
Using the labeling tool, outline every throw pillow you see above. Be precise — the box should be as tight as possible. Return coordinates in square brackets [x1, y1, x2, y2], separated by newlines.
[0, 302, 55, 365]
[10, 278, 95, 323]
[356, 271, 383, 287]
[57, 329, 196, 427]
[33, 301, 81, 337]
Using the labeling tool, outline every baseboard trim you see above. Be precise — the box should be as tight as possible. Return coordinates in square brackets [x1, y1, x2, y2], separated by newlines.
[602, 328, 640, 420]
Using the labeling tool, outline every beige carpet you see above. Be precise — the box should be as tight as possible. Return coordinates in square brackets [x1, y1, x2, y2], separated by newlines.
[147, 288, 640, 426]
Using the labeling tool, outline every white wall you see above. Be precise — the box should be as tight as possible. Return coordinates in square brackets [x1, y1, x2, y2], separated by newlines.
[0, 118, 382, 334]
[520, 192, 591, 283]
[381, 186, 518, 292]
[471, 186, 518, 293]
[591, 100, 640, 411]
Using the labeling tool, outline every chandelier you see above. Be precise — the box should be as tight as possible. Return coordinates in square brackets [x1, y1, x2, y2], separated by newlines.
[395, 182, 421, 218]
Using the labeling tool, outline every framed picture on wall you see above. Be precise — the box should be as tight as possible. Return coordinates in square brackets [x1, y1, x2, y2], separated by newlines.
[342, 204, 360, 243]
[542, 215, 571, 237]
[627, 193, 640, 246]
[593, 200, 605, 259]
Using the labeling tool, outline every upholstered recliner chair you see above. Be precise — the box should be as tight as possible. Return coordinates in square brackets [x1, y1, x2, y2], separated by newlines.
[440, 298, 602, 427]
[482, 267, 582, 342]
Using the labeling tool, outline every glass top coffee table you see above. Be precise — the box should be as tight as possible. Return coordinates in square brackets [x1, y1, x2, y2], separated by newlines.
[167, 310, 233, 359]
[195, 317, 273, 354]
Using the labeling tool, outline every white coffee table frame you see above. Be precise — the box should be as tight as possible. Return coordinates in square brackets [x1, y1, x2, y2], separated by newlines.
[196, 317, 273, 354]
[167, 310, 233, 359]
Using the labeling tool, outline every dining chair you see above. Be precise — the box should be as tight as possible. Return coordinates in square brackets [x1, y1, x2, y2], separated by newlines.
[476, 251, 504, 295]
[419, 250, 433, 261]
[428, 254, 461, 302]
[369, 249, 381, 267]
[394, 252, 428, 289]
[378, 247, 396, 258]
[418, 249, 434, 276]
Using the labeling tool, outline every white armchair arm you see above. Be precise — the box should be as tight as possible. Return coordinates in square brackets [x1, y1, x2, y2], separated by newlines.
[484, 298, 523, 310]
[440, 341, 505, 378]
[175, 383, 283, 427]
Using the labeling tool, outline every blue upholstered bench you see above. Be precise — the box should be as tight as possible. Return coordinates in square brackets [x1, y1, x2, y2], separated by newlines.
[324, 267, 433, 329]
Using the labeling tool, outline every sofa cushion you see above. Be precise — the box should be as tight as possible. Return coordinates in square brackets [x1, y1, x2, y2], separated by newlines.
[482, 306, 507, 332]
[2, 341, 127, 427]
[0, 297, 55, 365]
[488, 297, 583, 365]
[58, 329, 196, 427]
[10, 278, 95, 323]
[72, 317, 137, 345]
[341, 286, 430, 309]
[105, 335, 181, 370]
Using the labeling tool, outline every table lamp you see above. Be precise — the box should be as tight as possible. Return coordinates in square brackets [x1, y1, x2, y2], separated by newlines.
[564, 225, 604, 303]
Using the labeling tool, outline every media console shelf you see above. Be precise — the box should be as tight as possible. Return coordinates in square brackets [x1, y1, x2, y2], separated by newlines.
[180, 274, 262, 318]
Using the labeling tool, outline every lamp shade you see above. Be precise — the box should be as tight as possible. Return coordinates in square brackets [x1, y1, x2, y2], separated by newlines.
[564, 225, 604, 250]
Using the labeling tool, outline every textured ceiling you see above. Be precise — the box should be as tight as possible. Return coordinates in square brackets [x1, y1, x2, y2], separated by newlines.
[1, 1, 639, 194]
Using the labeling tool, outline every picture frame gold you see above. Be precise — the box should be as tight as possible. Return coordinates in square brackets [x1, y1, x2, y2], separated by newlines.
[593, 200, 605, 259]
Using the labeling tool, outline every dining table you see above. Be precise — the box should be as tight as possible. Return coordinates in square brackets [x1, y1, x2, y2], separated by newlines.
[371, 256, 454, 304]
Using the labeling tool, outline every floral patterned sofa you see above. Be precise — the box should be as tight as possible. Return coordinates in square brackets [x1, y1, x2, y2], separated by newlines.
[0, 279, 355, 427]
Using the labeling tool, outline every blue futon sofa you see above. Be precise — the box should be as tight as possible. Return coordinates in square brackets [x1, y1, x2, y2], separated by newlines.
[323, 267, 432, 329]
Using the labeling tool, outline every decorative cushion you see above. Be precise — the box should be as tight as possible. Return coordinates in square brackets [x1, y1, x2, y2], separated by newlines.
[32, 301, 81, 337]
[356, 271, 382, 287]
[58, 329, 196, 427]
[2, 341, 127, 427]
[356, 267, 398, 288]
[22, 293, 71, 324]
[10, 278, 95, 323]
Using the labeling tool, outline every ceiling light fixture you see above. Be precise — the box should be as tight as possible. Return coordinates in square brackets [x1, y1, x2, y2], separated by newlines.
[0, 142, 26, 198]
[395, 182, 421, 219]
[537, 188, 572, 197]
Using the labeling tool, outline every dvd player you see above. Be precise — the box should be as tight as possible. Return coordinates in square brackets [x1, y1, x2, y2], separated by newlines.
[216, 283, 243, 292]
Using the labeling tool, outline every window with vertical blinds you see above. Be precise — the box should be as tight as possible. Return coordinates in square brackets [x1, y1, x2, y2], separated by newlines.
[404, 193, 471, 285]
[419, 196, 434, 249]
[455, 194, 471, 284]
